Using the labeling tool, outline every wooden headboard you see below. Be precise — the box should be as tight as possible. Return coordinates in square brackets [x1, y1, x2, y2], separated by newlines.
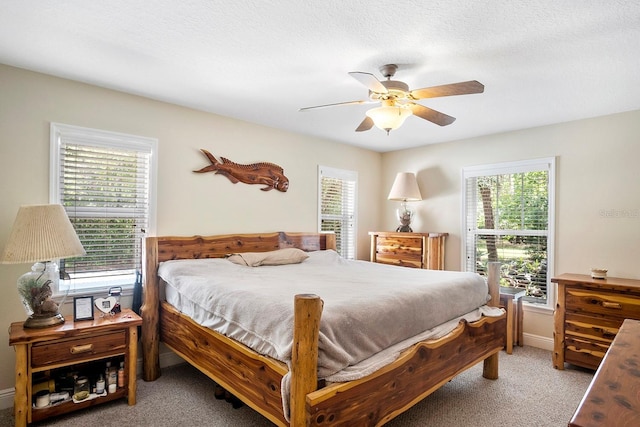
[147, 231, 336, 264]
[140, 231, 335, 380]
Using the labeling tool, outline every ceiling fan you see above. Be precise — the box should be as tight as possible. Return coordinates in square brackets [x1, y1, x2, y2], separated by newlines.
[299, 64, 484, 134]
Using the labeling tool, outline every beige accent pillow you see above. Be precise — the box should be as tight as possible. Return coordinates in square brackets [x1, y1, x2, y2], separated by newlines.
[227, 248, 309, 267]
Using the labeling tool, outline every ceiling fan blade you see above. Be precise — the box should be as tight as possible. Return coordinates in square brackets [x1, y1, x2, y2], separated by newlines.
[408, 103, 456, 126]
[348, 72, 389, 94]
[410, 80, 484, 100]
[299, 100, 369, 112]
[355, 116, 374, 132]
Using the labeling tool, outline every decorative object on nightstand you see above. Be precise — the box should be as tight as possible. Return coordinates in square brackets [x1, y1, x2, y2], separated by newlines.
[387, 172, 422, 232]
[1, 204, 86, 328]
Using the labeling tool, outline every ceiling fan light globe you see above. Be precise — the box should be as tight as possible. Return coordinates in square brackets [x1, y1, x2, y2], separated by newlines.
[366, 105, 413, 132]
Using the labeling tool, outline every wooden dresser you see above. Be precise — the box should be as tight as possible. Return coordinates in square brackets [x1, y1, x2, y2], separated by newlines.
[368, 231, 447, 270]
[552, 273, 640, 370]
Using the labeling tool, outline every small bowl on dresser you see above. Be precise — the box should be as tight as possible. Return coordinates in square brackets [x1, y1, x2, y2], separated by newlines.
[591, 268, 608, 279]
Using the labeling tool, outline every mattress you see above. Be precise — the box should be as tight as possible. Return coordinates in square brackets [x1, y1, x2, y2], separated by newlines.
[159, 249, 503, 384]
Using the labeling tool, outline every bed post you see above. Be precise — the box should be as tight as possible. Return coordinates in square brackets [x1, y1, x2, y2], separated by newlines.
[140, 237, 161, 381]
[483, 261, 501, 379]
[290, 294, 322, 427]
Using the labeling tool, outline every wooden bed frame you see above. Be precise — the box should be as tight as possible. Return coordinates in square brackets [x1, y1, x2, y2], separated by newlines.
[140, 231, 506, 426]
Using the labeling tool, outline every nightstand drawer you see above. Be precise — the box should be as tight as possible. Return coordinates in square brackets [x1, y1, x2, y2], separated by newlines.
[565, 287, 640, 319]
[31, 330, 126, 368]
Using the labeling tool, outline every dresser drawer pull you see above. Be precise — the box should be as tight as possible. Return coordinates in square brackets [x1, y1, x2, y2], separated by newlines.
[70, 344, 94, 354]
[601, 301, 622, 309]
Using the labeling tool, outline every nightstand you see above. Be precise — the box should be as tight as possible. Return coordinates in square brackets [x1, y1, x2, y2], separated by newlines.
[9, 308, 142, 426]
[368, 231, 448, 270]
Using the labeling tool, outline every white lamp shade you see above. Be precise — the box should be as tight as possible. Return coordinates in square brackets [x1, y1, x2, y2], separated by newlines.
[366, 105, 412, 131]
[1, 204, 86, 264]
[388, 172, 422, 201]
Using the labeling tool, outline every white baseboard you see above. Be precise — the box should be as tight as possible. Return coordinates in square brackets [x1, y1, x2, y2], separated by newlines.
[0, 387, 14, 412]
[522, 332, 554, 351]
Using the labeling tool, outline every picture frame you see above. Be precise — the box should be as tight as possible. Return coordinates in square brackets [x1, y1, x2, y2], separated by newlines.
[73, 296, 94, 321]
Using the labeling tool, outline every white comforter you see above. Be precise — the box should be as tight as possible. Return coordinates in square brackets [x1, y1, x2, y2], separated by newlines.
[158, 250, 503, 415]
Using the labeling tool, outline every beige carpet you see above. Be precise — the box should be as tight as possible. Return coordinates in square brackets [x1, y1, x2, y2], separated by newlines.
[0, 346, 593, 426]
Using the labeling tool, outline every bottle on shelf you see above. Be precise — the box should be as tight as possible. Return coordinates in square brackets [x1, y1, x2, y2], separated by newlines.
[118, 361, 125, 388]
[96, 374, 105, 395]
[105, 361, 117, 393]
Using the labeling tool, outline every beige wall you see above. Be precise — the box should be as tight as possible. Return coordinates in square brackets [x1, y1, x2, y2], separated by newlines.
[381, 109, 640, 346]
[0, 64, 381, 397]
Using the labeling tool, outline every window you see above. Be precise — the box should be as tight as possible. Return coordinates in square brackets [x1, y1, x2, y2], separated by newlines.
[462, 158, 555, 308]
[50, 123, 157, 295]
[318, 166, 357, 259]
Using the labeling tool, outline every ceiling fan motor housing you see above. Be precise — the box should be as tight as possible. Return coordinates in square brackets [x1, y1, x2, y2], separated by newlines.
[370, 80, 410, 102]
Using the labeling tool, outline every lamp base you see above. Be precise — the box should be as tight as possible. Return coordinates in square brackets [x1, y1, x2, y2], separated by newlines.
[23, 312, 65, 329]
[395, 225, 413, 232]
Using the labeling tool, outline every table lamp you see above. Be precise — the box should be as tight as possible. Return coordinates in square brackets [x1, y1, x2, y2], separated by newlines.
[1, 204, 86, 328]
[387, 172, 422, 232]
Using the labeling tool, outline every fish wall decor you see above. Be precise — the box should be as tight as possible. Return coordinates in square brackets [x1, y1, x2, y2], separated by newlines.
[193, 149, 289, 192]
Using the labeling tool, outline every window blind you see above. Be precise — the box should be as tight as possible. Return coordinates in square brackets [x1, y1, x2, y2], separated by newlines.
[318, 166, 357, 259]
[50, 123, 157, 290]
[462, 158, 555, 306]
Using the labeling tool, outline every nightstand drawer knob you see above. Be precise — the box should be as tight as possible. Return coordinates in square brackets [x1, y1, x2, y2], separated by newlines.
[70, 343, 94, 354]
[602, 301, 622, 309]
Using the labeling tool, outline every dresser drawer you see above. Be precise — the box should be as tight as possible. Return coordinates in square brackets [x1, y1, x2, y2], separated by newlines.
[373, 254, 422, 268]
[564, 336, 609, 371]
[31, 330, 127, 368]
[565, 287, 640, 319]
[565, 313, 620, 342]
[374, 236, 423, 268]
[375, 236, 423, 256]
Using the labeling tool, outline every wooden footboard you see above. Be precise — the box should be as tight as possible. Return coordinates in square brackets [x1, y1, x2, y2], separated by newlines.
[160, 301, 290, 425]
[140, 233, 505, 427]
[306, 315, 504, 426]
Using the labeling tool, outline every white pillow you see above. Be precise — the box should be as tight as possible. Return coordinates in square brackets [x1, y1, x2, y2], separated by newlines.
[226, 248, 309, 267]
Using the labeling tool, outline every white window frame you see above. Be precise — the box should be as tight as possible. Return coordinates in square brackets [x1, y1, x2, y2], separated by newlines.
[318, 165, 358, 259]
[461, 157, 556, 310]
[49, 123, 158, 296]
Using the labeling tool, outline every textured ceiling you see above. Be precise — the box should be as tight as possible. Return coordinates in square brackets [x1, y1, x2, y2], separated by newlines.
[1, 1, 639, 152]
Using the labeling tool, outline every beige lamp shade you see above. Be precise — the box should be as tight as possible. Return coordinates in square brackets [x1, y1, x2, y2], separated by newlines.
[387, 172, 422, 201]
[1, 204, 86, 264]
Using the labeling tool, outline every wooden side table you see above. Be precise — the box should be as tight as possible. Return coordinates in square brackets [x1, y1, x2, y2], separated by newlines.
[499, 287, 526, 354]
[9, 309, 142, 426]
